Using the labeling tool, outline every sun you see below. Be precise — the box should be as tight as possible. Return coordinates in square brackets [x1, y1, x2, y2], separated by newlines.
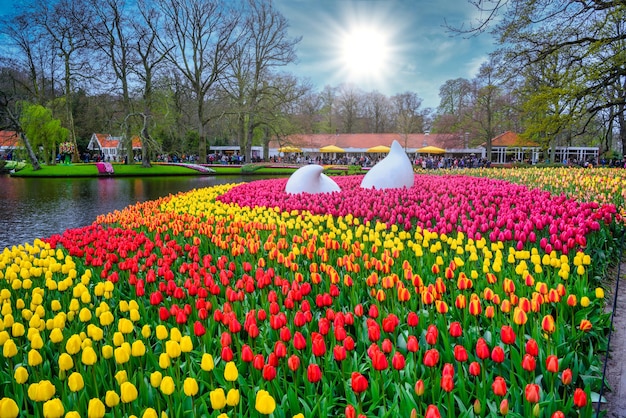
[339, 25, 391, 81]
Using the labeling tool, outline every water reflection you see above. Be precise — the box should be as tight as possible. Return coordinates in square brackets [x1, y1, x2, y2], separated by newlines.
[0, 175, 270, 250]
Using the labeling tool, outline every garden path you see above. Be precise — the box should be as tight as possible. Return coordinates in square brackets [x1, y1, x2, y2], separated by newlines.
[600, 260, 626, 417]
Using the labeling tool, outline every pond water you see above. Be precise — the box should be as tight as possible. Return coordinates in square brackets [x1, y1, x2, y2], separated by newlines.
[0, 174, 278, 250]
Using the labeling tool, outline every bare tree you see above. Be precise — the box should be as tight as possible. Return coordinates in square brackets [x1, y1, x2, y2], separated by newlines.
[156, 0, 240, 163]
[32, 0, 93, 162]
[392, 92, 425, 150]
[336, 84, 363, 134]
[362, 91, 392, 133]
[220, 0, 300, 162]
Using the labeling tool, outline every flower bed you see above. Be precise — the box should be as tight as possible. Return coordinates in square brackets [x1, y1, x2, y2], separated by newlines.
[0, 169, 624, 417]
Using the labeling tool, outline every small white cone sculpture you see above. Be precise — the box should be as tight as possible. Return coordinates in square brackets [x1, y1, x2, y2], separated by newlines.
[360, 140, 415, 189]
[285, 164, 341, 194]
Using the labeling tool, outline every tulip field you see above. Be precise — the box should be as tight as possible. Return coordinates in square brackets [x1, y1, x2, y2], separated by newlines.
[1, 166, 626, 418]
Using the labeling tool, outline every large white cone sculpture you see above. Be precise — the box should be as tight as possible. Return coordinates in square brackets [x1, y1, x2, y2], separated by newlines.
[360, 140, 414, 189]
[285, 164, 341, 194]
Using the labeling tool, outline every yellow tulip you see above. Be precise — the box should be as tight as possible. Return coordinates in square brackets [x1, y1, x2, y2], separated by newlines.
[105, 390, 120, 407]
[113, 332, 125, 347]
[11, 322, 25, 337]
[159, 353, 170, 369]
[118, 318, 134, 334]
[65, 412, 80, 418]
[49, 328, 64, 344]
[88, 398, 106, 418]
[224, 362, 238, 382]
[30, 333, 44, 349]
[180, 336, 193, 352]
[79, 308, 92, 322]
[14, 366, 28, 384]
[165, 340, 181, 358]
[42, 398, 64, 418]
[27, 380, 56, 402]
[141, 325, 151, 338]
[142, 408, 158, 418]
[82, 346, 98, 365]
[150, 371, 162, 388]
[201, 353, 214, 371]
[581, 296, 591, 307]
[2, 339, 17, 358]
[68, 372, 84, 392]
[114, 347, 130, 365]
[596, 287, 605, 299]
[58, 353, 74, 371]
[155, 325, 168, 340]
[255, 390, 276, 415]
[120, 382, 138, 403]
[65, 334, 82, 355]
[102, 345, 114, 359]
[169, 327, 182, 342]
[183, 377, 198, 397]
[160, 376, 175, 396]
[209, 388, 226, 410]
[226, 388, 240, 406]
[131, 340, 146, 357]
[27, 348, 42, 366]
[99, 311, 114, 326]
[0, 397, 19, 418]
[115, 370, 128, 385]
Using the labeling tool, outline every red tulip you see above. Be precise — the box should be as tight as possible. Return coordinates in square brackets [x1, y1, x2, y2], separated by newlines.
[561, 368, 572, 385]
[345, 404, 356, 418]
[551, 412, 565, 418]
[545, 355, 559, 373]
[333, 345, 346, 362]
[253, 354, 264, 370]
[287, 354, 300, 372]
[489, 345, 504, 363]
[425, 405, 441, 418]
[279, 326, 291, 342]
[407, 312, 419, 327]
[381, 338, 393, 354]
[522, 354, 536, 372]
[475, 338, 490, 360]
[426, 325, 438, 345]
[440, 374, 454, 392]
[573, 388, 587, 407]
[371, 349, 388, 371]
[499, 399, 509, 415]
[193, 321, 206, 337]
[220, 332, 232, 347]
[453, 345, 468, 362]
[311, 333, 326, 357]
[241, 344, 254, 362]
[525, 338, 539, 356]
[492, 376, 507, 396]
[221, 346, 233, 362]
[262, 364, 276, 381]
[449, 321, 462, 338]
[351, 372, 369, 393]
[274, 341, 287, 358]
[500, 325, 516, 344]
[343, 336, 355, 351]
[423, 349, 439, 368]
[414, 379, 425, 396]
[368, 304, 379, 318]
[354, 304, 364, 317]
[382, 314, 399, 333]
[524, 383, 540, 403]
[392, 352, 406, 370]
[307, 364, 322, 383]
[469, 361, 481, 376]
[293, 331, 307, 350]
[367, 325, 381, 342]
[407, 336, 419, 353]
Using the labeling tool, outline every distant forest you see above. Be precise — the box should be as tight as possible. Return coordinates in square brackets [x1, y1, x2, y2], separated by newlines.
[0, 0, 623, 165]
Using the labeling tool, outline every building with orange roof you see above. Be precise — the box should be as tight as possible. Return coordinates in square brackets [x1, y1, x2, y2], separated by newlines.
[489, 131, 598, 164]
[87, 133, 142, 161]
[0, 131, 21, 157]
[269, 132, 484, 157]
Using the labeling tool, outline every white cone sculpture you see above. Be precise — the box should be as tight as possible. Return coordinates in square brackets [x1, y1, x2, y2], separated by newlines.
[285, 164, 341, 194]
[360, 140, 415, 189]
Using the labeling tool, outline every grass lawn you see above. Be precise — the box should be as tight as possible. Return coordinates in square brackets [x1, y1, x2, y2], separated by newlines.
[12, 163, 202, 177]
[10, 162, 367, 177]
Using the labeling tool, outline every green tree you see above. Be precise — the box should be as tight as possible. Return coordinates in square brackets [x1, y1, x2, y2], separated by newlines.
[20, 103, 69, 165]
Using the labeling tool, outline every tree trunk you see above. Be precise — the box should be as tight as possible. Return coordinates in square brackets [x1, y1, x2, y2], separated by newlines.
[20, 133, 41, 171]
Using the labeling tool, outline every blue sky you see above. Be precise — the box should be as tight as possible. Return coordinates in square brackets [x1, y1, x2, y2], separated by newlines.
[0, 0, 496, 110]
[274, 0, 497, 109]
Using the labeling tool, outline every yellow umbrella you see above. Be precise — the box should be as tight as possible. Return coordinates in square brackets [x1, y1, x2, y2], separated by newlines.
[366, 145, 391, 153]
[417, 145, 446, 154]
[277, 146, 302, 153]
[319, 145, 345, 153]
